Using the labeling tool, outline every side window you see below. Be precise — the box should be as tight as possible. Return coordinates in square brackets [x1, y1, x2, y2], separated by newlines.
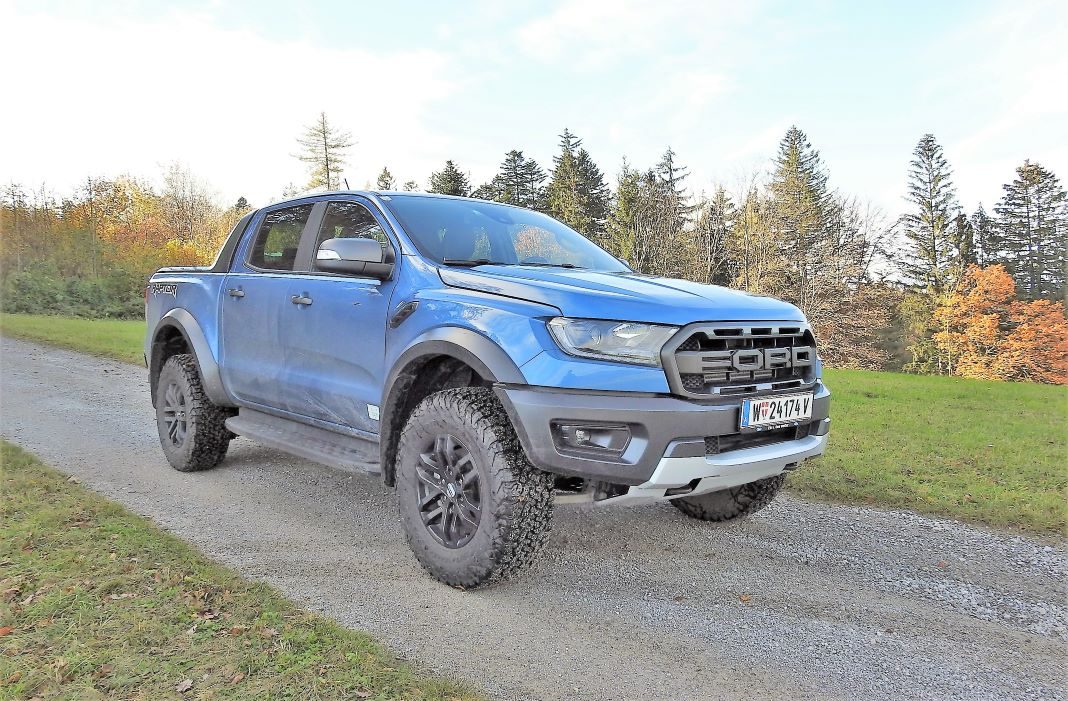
[314, 201, 393, 270]
[248, 204, 313, 271]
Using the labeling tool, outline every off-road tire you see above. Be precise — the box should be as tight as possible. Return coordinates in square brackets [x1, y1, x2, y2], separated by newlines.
[670, 474, 785, 522]
[396, 387, 554, 588]
[155, 353, 230, 472]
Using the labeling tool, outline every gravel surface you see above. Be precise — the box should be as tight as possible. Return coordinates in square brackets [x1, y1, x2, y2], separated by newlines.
[2, 336, 1065, 700]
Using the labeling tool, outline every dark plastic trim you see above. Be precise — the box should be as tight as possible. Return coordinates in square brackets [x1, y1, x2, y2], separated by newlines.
[495, 381, 831, 485]
[149, 309, 233, 407]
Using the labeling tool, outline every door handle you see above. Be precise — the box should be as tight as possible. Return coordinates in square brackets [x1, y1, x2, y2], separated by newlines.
[291, 295, 313, 306]
[227, 288, 245, 298]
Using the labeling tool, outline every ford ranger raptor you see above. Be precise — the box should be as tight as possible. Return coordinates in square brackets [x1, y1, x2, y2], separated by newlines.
[144, 191, 830, 588]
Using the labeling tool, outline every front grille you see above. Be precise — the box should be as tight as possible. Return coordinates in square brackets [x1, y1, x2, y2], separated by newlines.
[705, 421, 816, 455]
[665, 323, 818, 397]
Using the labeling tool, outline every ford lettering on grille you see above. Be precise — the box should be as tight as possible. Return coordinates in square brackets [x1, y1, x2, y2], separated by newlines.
[675, 346, 814, 382]
[663, 323, 819, 397]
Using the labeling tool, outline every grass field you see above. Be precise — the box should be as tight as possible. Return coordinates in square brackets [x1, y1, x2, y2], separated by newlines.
[0, 441, 478, 701]
[2, 312, 1065, 535]
[789, 370, 1066, 535]
[0, 313, 146, 365]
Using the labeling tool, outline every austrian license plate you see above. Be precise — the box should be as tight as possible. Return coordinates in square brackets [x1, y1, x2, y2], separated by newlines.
[740, 393, 814, 430]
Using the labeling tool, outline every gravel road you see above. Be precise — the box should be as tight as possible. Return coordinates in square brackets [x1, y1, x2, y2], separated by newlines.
[2, 336, 1065, 700]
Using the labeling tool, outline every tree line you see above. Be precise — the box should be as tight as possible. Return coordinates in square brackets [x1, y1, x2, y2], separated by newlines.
[1, 113, 1064, 382]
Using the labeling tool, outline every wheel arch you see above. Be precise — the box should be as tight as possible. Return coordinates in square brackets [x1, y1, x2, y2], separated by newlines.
[149, 309, 232, 407]
[379, 328, 525, 486]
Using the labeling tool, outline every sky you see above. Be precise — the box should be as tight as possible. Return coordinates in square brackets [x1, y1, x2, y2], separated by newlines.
[2, 0, 1065, 220]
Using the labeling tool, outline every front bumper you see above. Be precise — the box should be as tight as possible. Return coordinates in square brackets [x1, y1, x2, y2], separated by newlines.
[495, 381, 831, 487]
[612, 433, 827, 505]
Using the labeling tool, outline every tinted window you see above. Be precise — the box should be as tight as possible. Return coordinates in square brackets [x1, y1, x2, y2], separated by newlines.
[314, 201, 393, 271]
[381, 195, 627, 272]
[248, 204, 313, 271]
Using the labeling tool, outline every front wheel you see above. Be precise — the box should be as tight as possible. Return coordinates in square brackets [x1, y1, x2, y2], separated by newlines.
[670, 474, 785, 522]
[396, 387, 554, 588]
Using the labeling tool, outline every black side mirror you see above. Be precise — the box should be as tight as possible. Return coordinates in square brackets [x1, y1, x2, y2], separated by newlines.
[316, 238, 393, 279]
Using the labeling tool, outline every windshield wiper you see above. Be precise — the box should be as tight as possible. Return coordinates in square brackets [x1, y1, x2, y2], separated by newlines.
[441, 258, 500, 267]
[517, 262, 586, 269]
[442, 259, 586, 270]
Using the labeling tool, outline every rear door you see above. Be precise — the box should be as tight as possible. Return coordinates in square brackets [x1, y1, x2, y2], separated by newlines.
[219, 201, 318, 413]
[280, 197, 398, 434]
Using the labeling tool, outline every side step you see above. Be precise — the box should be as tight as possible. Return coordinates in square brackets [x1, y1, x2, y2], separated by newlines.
[226, 409, 381, 474]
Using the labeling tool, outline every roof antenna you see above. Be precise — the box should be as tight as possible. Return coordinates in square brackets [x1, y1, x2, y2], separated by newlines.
[343, 178, 350, 190]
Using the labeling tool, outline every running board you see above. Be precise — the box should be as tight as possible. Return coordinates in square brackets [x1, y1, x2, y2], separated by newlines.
[226, 409, 381, 474]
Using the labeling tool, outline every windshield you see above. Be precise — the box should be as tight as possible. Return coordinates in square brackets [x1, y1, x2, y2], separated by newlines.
[380, 195, 629, 272]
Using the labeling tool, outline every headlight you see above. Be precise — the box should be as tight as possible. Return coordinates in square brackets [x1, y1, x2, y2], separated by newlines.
[547, 317, 678, 367]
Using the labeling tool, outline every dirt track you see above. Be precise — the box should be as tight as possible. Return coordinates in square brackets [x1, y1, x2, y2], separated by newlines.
[2, 336, 1064, 700]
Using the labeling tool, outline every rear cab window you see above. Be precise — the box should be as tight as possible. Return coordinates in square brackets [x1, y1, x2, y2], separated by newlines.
[247, 204, 314, 271]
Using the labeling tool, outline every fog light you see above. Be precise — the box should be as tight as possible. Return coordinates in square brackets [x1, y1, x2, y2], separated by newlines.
[552, 422, 631, 455]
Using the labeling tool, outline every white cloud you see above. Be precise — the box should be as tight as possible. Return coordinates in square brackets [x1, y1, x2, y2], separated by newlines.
[0, 3, 458, 204]
[937, 0, 1068, 211]
[516, 0, 756, 70]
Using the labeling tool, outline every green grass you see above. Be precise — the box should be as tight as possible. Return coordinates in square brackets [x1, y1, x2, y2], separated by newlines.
[794, 369, 1067, 535]
[0, 442, 479, 701]
[0, 313, 146, 365]
[2, 313, 1065, 535]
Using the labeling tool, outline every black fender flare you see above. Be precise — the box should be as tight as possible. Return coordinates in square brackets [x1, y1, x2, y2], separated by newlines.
[379, 327, 526, 484]
[148, 309, 233, 407]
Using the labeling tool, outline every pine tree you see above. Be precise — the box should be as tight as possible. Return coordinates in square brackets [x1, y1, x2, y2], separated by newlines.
[971, 204, 996, 267]
[948, 212, 976, 282]
[994, 160, 1067, 300]
[576, 148, 610, 237]
[376, 167, 396, 191]
[294, 112, 353, 191]
[479, 150, 546, 210]
[547, 129, 590, 234]
[603, 160, 641, 262]
[402, 180, 419, 192]
[427, 160, 471, 197]
[768, 126, 831, 310]
[899, 134, 958, 293]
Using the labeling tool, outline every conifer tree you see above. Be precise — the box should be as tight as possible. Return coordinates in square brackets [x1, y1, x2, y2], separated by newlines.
[769, 126, 832, 310]
[402, 180, 419, 192]
[376, 167, 396, 191]
[547, 129, 590, 234]
[948, 212, 976, 282]
[427, 160, 471, 197]
[994, 160, 1067, 300]
[479, 150, 546, 210]
[899, 134, 958, 293]
[294, 112, 353, 191]
[604, 160, 641, 261]
[576, 148, 609, 235]
[970, 204, 996, 267]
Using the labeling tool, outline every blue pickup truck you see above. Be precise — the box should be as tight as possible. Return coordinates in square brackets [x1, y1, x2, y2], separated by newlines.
[145, 191, 830, 587]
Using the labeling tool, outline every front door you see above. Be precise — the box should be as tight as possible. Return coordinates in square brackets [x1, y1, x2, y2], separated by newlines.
[281, 197, 398, 435]
[219, 201, 317, 413]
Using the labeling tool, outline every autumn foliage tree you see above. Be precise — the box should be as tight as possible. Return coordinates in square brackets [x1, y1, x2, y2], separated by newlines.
[932, 265, 1068, 384]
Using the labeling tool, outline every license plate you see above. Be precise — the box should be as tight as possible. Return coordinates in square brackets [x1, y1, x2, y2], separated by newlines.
[740, 393, 813, 430]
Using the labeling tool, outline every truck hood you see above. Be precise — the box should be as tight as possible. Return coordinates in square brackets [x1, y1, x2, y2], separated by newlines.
[438, 266, 805, 325]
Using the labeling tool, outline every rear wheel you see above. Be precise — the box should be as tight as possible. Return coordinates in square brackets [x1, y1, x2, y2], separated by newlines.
[396, 387, 554, 588]
[670, 474, 785, 522]
[155, 354, 230, 472]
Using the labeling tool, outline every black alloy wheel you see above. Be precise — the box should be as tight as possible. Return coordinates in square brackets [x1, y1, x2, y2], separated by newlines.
[161, 380, 189, 447]
[416, 434, 483, 548]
